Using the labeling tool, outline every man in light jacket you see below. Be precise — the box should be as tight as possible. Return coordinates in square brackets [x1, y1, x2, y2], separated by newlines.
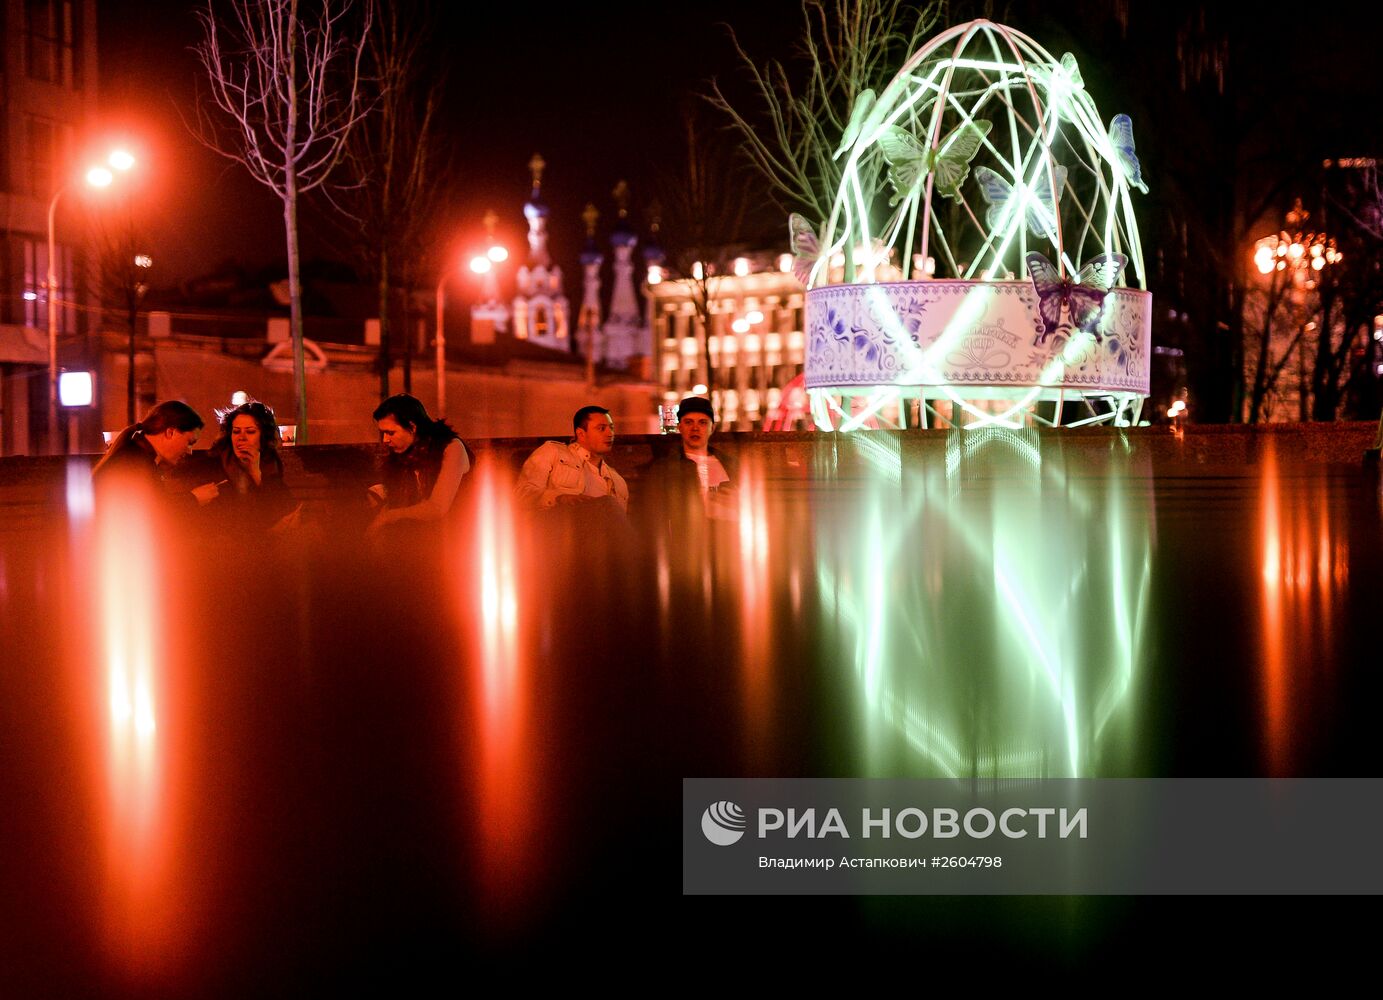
[515, 405, 629, 514]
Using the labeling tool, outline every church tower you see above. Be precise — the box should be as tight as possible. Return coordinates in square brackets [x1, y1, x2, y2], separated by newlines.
[512, 154, 570, 348]
[600, 180, 650, 371]
[576, 203, 604, 365]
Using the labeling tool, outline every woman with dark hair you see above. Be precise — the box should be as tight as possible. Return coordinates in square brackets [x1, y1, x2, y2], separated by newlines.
[368, 393, 470, 538]
[92, 399, 220, 505]
[208, 399, 300, 533]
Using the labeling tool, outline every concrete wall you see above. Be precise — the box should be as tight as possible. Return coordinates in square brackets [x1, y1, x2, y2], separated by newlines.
[4, 424, 1379, 536]
[89, 333, 660, 449]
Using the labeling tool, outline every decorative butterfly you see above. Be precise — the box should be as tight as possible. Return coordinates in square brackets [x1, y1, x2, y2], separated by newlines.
[1056, 52, 1084, 89]
[1108, 114, 1148, 194]
[877, 120, 992, 205]
[835, 89, 878, 159]
[1025, 250, 1128, 344]
[1035, 52, 1085, 96]
[974, 163, 1068, 240]
[788, 213, 823, 287]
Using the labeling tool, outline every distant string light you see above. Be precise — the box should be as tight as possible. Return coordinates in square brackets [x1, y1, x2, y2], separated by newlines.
[1253, 199, 1339, 287]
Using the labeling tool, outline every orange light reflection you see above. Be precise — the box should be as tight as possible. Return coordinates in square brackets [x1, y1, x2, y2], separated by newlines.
[1257, 446, 1346, 773]
[465, 460, 537, 909]
[92, 483, 176, 970]
[1258, 445, 1288, 772]
[734, 454, 774, 748]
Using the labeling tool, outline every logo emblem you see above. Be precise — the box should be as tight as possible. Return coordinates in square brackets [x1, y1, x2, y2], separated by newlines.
[701, 801, 747, 846]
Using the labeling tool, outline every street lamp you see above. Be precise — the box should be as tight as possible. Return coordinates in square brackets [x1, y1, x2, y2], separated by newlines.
[1251, 198, 1341, 421]
[1252, 199, 1341, 286]
[48, 148, 136, 453]
[435, 215, 509, 417]
[470, 252, 498, 300]
[469, 211, 510, 347]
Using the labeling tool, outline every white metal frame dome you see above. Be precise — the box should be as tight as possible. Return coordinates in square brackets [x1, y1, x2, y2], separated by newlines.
[802, 19, 1153, 431]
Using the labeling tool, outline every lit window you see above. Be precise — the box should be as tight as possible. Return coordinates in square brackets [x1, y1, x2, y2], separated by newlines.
[59, 370, 93, 407]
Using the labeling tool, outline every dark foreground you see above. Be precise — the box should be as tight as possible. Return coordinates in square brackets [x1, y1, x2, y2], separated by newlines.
[2, 427, 1381, 991]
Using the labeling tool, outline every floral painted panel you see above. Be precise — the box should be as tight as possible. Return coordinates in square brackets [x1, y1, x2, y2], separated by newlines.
[804, 280, 1151, 394]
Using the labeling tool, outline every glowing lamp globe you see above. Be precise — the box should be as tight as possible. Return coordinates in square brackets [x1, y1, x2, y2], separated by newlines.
[801, 20, 1153, 431]
[59, 370, 95, 407]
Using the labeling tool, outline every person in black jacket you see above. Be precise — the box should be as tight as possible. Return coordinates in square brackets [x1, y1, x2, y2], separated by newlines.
[367, 393, 470, 541]
[640, 396, 737, 531]
[92, 399, 220, 506]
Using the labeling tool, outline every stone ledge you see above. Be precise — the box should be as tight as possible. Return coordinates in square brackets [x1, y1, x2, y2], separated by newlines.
[2, 424, 1378, 529]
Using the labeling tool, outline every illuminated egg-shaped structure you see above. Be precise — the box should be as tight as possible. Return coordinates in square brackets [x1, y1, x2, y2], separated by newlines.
[802, 20, 1152, 430]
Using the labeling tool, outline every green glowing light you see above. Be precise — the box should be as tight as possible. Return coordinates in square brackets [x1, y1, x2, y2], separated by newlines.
[808, 20, 1151, 432]
[817, 428, 1151, 778]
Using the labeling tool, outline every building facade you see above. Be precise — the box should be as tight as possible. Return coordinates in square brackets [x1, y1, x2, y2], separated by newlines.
[644, 252, 808, 430]
[0, 0, 99, 455]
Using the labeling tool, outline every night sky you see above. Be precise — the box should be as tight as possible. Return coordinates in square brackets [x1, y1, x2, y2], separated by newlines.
[95, 1, 1381, 293]
[96, 0, 800, 290]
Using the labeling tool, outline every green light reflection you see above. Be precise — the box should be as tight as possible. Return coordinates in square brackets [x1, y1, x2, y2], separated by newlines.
[818, 428, 1153, 778]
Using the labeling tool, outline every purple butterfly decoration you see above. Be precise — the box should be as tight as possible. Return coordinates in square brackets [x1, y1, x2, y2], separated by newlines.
[789, 213, 821, 287]
[1025, 251, 1127, 345]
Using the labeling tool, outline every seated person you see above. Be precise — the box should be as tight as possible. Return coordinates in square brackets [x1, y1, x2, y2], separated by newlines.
[92, 399, 220, 506]
[515, 405, 628, 514]
[642, 396, 736, 525]
[207, 399, 300, 534]
[368, 393, 470, 538]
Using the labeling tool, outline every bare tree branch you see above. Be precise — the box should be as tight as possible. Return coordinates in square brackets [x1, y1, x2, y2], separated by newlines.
[191, 0, 374, 442]
[705, 0, 941, 228]
[315, 0, 453, 401]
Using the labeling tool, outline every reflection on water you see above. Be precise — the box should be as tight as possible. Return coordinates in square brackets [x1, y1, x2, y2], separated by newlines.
[1257, 441, 1349, 775]
[814, 428, 1153, 778]
[462, 460, 536, 911]
[86, 482, 177, 972]
[734, 458, 774, 745]
[1, 432, 1379, 988]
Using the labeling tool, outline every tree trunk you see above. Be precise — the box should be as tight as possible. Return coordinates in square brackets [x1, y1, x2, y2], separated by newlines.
[693, 272, 715, 406]
[378, 246, 391, 401]
[286, 0, 308, 445]
[287, 194, 308, 444]
[402, 295, 413, 393]
[1248, 309, 1272, 424]
[1309, 291, 1342, 422]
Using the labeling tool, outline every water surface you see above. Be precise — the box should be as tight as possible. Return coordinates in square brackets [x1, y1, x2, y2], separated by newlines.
[2, 431, 1379, 989]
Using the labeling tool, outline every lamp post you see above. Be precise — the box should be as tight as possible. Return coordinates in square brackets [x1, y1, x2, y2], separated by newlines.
[1251, 198, 1341, 421]
[1252, 199, 1341, 283]
[48, 149, 136, 453]
[435, 218, 509, 418]
[127, 253, 153, 424]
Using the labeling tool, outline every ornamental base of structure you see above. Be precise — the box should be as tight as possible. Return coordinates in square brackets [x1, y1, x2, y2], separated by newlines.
[804, 280, 1153, 431]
